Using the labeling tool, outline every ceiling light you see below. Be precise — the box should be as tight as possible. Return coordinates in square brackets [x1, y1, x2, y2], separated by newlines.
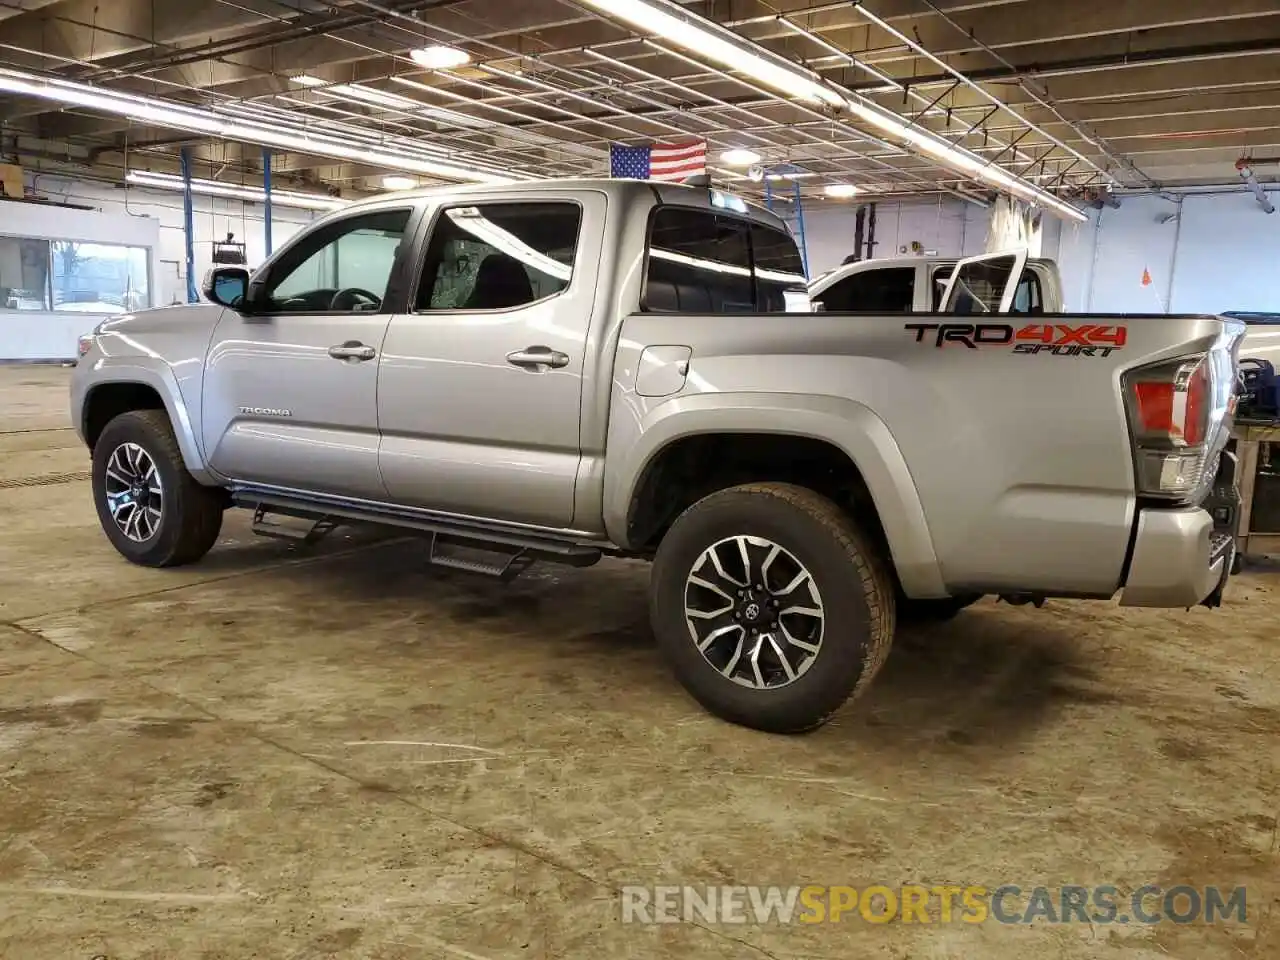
[320, 83, 421, 111]
[572, 0, 1085, 222]
[420, 106, 493, 129]
[409, 45, 471, 70]
[126, 170, 346, 211]
[574, 0, 845, 108]
[824, 184, 859, 198]
[720, 148, 761, 166]
[0, 67, 513, 185]
[291, 75, 326, 87]
[381, 175, 418, 190]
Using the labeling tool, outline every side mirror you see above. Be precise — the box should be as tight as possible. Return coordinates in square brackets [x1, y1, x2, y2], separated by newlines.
[202, 267, 250, 310]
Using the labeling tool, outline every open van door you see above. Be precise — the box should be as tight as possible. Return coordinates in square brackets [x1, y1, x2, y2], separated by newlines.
[940, 250, 1029, 314]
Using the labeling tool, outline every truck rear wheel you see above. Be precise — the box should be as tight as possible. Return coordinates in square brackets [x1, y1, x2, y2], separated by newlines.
[92, 410, 224, 568]
[650, 482, 895, 733]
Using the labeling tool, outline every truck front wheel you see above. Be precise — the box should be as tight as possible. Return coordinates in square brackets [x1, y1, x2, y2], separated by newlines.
[92, 410, 224, 568]
[650, 482, 895, 733]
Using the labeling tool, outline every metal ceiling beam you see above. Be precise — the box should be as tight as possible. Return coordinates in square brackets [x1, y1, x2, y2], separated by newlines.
[731, 0, 1280, 72]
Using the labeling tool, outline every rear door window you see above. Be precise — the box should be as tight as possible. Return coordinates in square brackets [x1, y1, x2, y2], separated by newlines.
[644, 208, 753, 313]
[814, 267, 916, 312]
[415, 202, 582, 311]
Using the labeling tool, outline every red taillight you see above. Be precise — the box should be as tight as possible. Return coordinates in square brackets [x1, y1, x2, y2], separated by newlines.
[1133, 382, 1176, 436]
[1129, 358, 1209, 447]
[1124, 355, 1221, 501]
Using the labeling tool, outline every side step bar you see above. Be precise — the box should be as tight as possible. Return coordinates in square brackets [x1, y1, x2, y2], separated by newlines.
[232, 489, 602, 577]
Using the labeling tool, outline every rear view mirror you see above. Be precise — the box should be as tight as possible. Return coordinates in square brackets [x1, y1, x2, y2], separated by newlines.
[202, 266, 250, 310]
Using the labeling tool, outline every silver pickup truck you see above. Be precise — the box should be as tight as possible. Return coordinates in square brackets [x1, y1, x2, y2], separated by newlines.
[71, 179, 1244, 733]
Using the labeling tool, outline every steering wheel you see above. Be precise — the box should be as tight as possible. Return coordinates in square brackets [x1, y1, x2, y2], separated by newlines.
[329, 287, 382, 311]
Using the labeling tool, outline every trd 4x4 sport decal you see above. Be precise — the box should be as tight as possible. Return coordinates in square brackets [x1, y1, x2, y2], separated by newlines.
[904, 322, 1128, 357]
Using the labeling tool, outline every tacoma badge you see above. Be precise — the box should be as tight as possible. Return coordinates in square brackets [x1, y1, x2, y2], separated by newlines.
[239, 406, 292, 417]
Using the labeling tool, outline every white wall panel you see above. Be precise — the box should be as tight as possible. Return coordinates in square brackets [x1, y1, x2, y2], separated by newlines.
[801, 197, 988, 276]
[1, 172, 320, 359]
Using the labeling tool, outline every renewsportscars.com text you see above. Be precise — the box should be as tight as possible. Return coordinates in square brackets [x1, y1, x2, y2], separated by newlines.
[620, 884, 1248, 926]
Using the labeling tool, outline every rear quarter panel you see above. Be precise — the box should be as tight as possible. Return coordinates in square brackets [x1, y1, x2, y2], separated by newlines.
[605, 311, 1230, 598]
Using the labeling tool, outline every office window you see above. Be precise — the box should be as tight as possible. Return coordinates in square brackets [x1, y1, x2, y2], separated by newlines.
[50, 242, 150, 313]
[417, 202, 583, 311]
[644, 209, 754, 313]
[815, 267, 916, 313]
[0, 237, 50, 311]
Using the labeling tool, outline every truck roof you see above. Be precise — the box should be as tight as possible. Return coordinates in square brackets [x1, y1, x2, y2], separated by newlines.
[340, 177, 791, 234]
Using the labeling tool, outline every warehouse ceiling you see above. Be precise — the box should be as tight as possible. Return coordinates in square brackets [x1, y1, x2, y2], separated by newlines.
[1, 0, 1279, 207]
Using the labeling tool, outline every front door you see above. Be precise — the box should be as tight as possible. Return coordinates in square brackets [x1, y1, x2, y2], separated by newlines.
[377, 192, 603, 528]
[940, 250, 1029, 314]
[202, 204, 416, 500]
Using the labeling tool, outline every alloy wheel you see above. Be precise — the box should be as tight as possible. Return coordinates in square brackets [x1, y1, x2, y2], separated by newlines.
[683, 535, 825, 690]
[103, 442, 164, 542]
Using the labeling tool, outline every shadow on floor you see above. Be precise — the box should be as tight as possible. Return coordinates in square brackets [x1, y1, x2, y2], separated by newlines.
[221, 536, 1103, 752]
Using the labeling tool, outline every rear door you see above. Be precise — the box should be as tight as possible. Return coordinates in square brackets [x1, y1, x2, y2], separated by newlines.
[941, 250, 1029, 314]
[377, 192, 603, 528]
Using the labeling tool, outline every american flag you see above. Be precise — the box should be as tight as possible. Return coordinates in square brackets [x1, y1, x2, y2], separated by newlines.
[610, 141, 707, 182]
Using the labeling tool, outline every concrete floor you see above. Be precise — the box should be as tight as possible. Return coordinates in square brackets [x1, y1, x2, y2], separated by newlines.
[0, 365, 1275, 959]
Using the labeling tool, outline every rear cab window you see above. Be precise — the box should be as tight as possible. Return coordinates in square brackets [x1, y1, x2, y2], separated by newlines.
[642, 207, 806, 313]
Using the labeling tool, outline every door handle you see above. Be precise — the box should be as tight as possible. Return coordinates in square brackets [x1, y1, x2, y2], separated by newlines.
[506, 346, 570, 371]
[328, 341, 376, 362]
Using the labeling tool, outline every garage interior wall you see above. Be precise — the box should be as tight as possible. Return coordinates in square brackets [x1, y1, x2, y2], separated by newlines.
[801, 197, 990, 275]
[1, 173, 319, 360]
[1057, 190, 1280, 315]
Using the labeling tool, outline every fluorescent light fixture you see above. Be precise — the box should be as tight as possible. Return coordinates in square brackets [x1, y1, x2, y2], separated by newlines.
[291, 74, 327, 87]
[574, 0, 1086, 222]
[574, 0, 846, 108]
[381, 175, 418, 190]
[410, 45, 471, 70]
[315, 82, 422, 111]
[420, 106, 493, 129]
[720, 148, 761, 166]
[297, 79, 493, 130]
[0, 66, 512, 185]
[824, 184, 859, 198]
[126, 170, 346, 211]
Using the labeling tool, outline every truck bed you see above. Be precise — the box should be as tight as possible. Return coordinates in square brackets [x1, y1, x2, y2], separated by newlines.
[606, 309, 1242, 599]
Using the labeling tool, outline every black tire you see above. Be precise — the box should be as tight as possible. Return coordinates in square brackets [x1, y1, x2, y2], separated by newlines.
[897, 594, 981, 623]
[92, 409, 225, 567]
[650, 482, 895, 734]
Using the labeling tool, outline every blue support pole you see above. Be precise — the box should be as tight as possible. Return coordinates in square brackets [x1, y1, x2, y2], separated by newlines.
[262, 148, 273, 256]
[793, 179, 810, 279]
[764, 176, 773, 212]
[180, 147, 198, 303]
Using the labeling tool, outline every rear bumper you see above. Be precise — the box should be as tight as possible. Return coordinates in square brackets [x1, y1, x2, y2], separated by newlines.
[1119, 450, 1239, 608]
[1119, 507, 1234, 607]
